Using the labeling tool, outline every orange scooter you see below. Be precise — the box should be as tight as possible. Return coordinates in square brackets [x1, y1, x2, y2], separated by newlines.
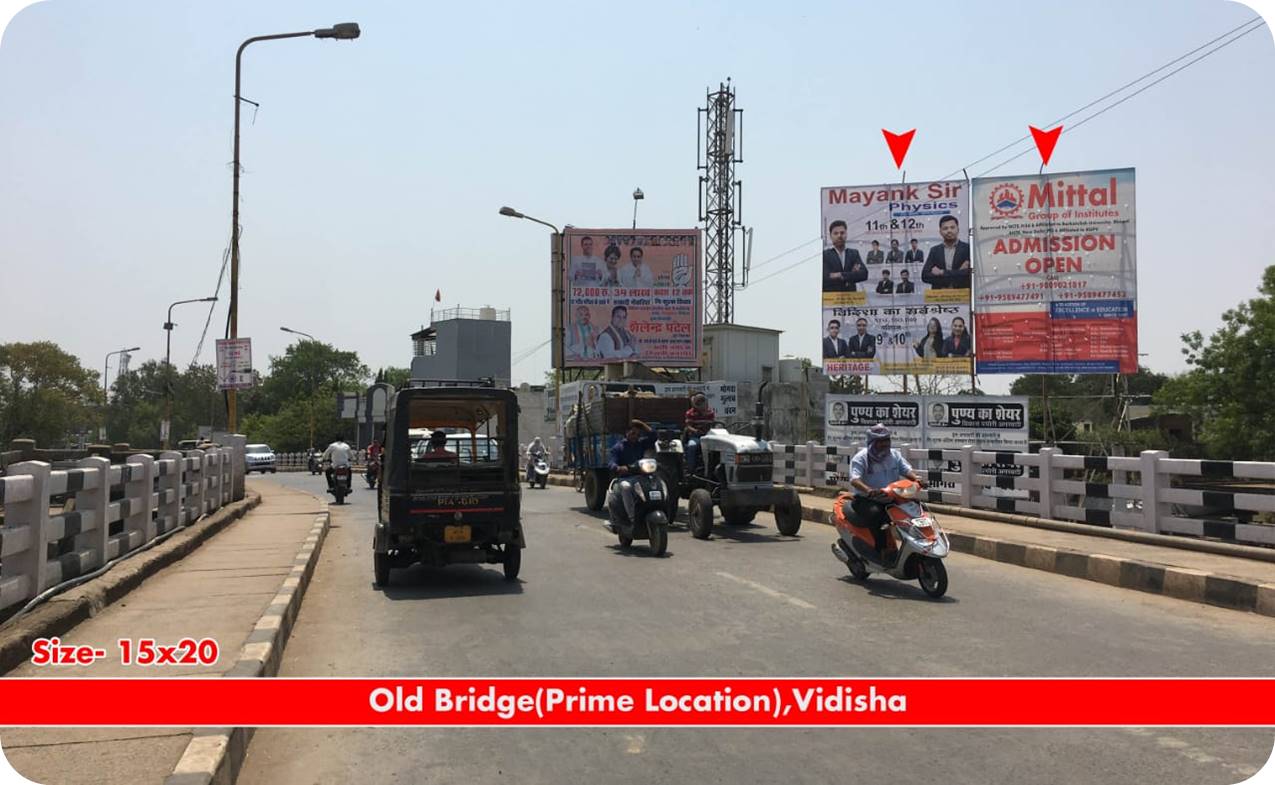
[831, 479, 950, 598]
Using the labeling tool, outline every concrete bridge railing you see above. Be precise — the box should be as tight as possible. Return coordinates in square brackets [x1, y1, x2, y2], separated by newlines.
[771, 443, 1275, 548]
[0, 444, 244, 616]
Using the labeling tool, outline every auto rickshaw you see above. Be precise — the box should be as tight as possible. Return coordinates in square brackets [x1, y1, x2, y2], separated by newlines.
[374, 381, 524, 586]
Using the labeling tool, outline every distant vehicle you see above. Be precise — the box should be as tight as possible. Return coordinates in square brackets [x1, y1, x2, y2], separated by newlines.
[245, 443, 277, 474]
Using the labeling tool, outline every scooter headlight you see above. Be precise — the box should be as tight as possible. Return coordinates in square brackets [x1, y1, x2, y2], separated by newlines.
[638, 458, 659, 475]
[894, 483, 918, 500]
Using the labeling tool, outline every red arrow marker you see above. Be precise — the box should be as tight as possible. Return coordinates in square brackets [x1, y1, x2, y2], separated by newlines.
[1029, 125, 1063, 166]
[881, 129, 916, 169]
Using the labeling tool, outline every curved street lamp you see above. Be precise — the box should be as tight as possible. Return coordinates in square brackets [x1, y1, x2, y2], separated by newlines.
[226, 22, 361, 433]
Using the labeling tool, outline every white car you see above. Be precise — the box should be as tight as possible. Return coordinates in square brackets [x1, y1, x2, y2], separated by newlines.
[245, 443, 277, 474]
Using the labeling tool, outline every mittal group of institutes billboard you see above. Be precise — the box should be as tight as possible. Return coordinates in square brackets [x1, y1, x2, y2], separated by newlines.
[972, 168, 1138, 373]
[561, 229, 701, 368]
[820, 180, 973, 377]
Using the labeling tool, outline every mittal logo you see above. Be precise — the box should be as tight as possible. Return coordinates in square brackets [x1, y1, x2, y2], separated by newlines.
[988, 184, 1023, 218]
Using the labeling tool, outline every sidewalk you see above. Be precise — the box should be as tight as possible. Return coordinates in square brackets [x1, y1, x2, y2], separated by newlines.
[0, 480, 325, 785]
[796, 491, 1275, 614]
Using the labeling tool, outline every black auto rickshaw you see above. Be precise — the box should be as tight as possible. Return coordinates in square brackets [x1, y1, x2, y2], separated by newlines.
[374, 381, 524, 586]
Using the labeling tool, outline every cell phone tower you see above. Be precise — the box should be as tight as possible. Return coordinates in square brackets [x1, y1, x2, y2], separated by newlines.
[698, 79, 748, 325]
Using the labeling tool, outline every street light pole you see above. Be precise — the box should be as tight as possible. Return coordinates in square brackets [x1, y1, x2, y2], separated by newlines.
[102, 346, 141, 443]
[227, 23, 361, 434]
[499, 206, 565, 439]
[632, 187, 644, 229]
[280, 326, 320, 449]
[164, 297, 217, 448]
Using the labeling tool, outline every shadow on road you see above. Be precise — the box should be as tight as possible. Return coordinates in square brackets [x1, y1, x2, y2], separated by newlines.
[709, 522, 802, 544]
[605, 543, 675, 559]
[836, 574, 959, 604]
[379, 564, 524, 600]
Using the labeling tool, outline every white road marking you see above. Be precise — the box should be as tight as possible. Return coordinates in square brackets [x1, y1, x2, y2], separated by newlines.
[715, 571, 815, 609]
[1121, 729, 1259, 779]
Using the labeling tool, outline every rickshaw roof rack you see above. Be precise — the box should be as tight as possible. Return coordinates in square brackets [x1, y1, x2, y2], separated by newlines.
[405, 377, 497, 389]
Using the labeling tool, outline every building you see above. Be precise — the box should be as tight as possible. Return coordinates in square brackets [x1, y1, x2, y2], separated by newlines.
[700, 323, 781, 384]
[409, 306, 512, 387]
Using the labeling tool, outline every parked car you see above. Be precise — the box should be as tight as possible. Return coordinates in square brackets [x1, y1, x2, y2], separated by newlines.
[245, 443, 277, 474]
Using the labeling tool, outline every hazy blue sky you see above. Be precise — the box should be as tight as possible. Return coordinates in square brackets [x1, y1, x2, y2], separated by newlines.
[1, 0, 1272, 393]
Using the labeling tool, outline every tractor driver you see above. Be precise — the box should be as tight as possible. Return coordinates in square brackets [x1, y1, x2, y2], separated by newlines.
[683, 393, 716, 473]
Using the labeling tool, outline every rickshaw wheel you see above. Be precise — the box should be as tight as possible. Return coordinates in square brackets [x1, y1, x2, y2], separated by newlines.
[374, 553, 391, 587]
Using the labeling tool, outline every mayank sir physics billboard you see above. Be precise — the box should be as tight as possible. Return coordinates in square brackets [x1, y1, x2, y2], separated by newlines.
[819, 167, 1136, 376]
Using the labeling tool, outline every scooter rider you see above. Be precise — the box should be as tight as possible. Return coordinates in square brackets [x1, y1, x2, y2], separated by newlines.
[526, 436, 547, 483]
[322, 438, 353, 491]
[847, 424, 927, 562]
[608, 419, 658, 524]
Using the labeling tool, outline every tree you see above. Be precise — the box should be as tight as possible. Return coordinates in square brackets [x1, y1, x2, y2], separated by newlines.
[381, 366, 412, 389]
[1009, 367, 1169, 444]
[249, 341, 368, 417]
[0, 342, 101, 446]
[1155, 266, 1275, 460]
[105, 361, 224, 446]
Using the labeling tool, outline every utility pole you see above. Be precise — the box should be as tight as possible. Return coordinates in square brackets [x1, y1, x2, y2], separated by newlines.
[698, 79, 746, 325]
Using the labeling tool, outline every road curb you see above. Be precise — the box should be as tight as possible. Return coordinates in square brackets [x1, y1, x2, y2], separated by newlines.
[546, 475, 1271, 616]
[0, 491, 263, 676]
[163, 508, 330, 785]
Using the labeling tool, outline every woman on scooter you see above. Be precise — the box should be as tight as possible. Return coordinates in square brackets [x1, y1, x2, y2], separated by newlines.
[526, 437, 547, 483]
[847, 424, 927, 562]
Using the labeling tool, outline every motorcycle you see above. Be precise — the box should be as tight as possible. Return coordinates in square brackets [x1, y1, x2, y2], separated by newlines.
[366, 455, 380, 489]
[830, 479, 950, 598]
[603, 458, 669, 556]
[526, 454, 549, 489]
[307, 450, 321, 475]
[328, 464, 353, 505]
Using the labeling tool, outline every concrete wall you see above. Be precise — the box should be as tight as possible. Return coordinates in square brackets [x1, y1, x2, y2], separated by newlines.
[410, 318, 512, 387]
[702, 324, 781, 384]
[513, 383, 551, 454]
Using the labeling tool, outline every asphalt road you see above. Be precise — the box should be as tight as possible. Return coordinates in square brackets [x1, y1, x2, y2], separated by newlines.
[237, 474, 1275, 785]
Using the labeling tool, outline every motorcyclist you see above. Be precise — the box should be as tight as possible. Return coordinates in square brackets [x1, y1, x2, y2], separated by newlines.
[322, 438, 353, 491]
[367, 438, 383, 464]
[683, 393, 716, 473]
[847, 424, 926, 562]
[526, 437, 547, 483]
[607, 419, 657, 525]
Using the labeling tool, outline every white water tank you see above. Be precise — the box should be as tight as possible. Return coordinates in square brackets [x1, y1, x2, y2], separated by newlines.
[479, 306, 497, 321]
[778, 358, 805, 383]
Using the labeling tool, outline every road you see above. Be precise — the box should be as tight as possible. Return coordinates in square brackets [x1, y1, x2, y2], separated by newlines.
[237, 474, 1275, 785]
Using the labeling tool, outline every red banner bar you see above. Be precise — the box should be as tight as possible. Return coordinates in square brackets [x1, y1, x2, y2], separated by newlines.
[2, 679, 1273, 727]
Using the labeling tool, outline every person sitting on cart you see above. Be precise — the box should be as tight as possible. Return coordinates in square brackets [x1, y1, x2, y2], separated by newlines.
[608, 419, 657, 523]
[421, 430, 457, 460]
[847, 424, 927, 563]
[682, 393, 716, 473]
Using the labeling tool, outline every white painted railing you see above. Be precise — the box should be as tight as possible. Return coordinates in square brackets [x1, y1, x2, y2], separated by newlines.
[0, 446, 244, 615]
[770, 443, 1275, 548]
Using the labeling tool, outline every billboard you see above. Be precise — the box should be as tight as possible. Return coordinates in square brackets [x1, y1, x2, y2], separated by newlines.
[820, 180, 972, 376]
[972, 168, 1137, 374]
[215, 338, 253, 391]
[562, 229, 701, 368]
[826, 394, 1028, 451]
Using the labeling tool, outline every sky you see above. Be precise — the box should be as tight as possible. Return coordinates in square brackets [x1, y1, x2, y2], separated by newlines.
[1, 0, 1273, 395]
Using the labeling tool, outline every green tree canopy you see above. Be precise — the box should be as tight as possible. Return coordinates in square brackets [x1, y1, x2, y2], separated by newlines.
[0, 341, 101, 446]
[1155, 265, 1275, 460]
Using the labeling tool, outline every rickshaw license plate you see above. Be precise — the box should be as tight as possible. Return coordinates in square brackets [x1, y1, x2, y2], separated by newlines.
[443, 525, 471, 543]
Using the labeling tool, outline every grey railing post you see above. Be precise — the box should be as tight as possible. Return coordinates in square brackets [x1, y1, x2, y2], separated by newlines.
[7, 461, 51, 596]
[958, 445, 975, 508]
[804, 441, 819, 488]
[159, 451, 184, 531]
[1037, 446, 1058, 520]
[1139, 450, 1168, 533]
[125, 453, 156, 543]
[75, 456, 111, 568]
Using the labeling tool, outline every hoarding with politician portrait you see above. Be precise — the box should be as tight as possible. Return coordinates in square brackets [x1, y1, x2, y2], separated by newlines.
[562, 229, 701, 368]
[972, 168, 1137, 374]
[820, 180, 973, 376]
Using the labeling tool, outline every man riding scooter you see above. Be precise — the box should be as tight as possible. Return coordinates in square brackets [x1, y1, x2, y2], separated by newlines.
[683, 393, 716, 473]
[526, 437, 547, 483]
[605, 419, 658, 529]
[847, 424, 927, 563]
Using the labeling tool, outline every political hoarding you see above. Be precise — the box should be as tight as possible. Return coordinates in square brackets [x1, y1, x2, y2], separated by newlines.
[820, 180, 973, 376]
[562, 229, 701, 368]
[972, 168, 1137, 374]
[826, 394, 1028, 452]
[215, 338, 253, 391]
